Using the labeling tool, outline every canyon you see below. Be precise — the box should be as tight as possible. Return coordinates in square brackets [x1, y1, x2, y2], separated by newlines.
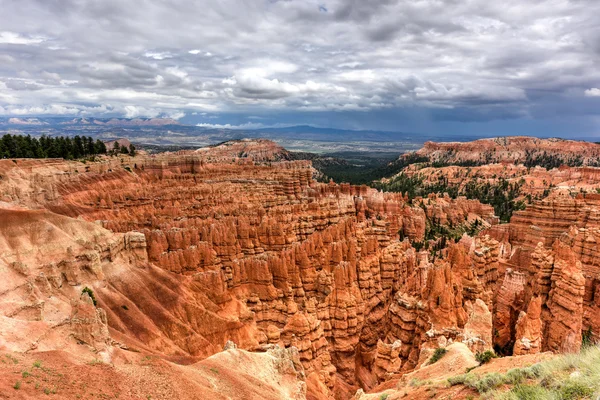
[0, 137, 599, 399]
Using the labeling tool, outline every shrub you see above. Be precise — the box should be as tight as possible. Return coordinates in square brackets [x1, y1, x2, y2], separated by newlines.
[81, 287, 97, 306]
[582, 326, 594, 348]
[504, 368, 526, 385]
[476, 350, 497, 364]
[559, 381, 594, 399]
[520, 364, 543, 379]
[473, 372, 504, 393]
[503, 384, 552, 400]
[429, 348, 448, 364]
[379, 394, 389, 400]
[448, 374, 473, 386]
[449, 347, 600, 398]
[13, 381, 21, 390]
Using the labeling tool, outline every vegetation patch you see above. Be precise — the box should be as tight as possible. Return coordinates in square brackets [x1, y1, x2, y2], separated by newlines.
[0, 134, 107, 159]
[429, 348, 448, 364]
[81, 287, 97, 306]
[476, 350, 497, 365]
[448, 345, 600, 399]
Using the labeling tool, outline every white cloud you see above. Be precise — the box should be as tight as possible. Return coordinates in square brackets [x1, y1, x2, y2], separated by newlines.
[144, 51, 172, 60]
[584, 88, 600, 97]
[0, 31, 45, 45]
[123, 105, 160, 118]
[0, 0, 599, 123]
[196, 122, 267, 129]
[167, 111, 186, 120]
[188, 49, 212, 57]
[0, 104, 111, 115]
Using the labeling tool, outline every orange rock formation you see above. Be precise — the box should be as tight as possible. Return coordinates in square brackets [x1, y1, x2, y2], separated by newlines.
[1, 138, 598, 399]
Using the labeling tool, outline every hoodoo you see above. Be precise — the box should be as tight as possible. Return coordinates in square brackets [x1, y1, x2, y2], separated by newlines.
[1, 138, 600, 398]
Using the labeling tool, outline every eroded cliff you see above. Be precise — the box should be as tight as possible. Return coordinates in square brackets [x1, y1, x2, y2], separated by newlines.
[1, 138, 598, 399]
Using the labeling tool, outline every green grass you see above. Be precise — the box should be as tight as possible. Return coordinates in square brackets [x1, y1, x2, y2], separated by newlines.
[429, 348, 448, 364]
[447, 345, 600, 399]
[497, 384, 554, 400]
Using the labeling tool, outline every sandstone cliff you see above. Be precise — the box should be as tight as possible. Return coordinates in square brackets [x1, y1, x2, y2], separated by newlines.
[1, 138, 598, 399]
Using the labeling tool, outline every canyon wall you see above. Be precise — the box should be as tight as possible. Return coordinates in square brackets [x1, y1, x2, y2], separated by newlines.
[1, 138, 599, 399]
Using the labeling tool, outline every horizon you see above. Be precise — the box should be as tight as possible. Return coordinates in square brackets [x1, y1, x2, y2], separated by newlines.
[2, 1, 600, 139]
[3, 116, 600, 143]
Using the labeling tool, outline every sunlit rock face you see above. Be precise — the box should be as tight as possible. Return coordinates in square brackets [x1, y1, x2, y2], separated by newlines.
[2, 138, 599, 398]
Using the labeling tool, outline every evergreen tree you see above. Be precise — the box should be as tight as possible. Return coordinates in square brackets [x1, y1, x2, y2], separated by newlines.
[94, 139, 107, 154]
[73, 135, 84, 158]
[0, 134, 111, 159]
[86, 136, 95, 155]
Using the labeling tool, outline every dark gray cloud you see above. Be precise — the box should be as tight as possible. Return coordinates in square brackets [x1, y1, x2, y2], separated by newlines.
[0, 0, 599, 127]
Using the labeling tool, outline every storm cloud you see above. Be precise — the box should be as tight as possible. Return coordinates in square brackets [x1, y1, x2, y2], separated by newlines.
[1, 0, 600, 134]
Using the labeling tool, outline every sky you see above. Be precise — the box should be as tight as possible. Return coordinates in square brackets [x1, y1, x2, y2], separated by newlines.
[1, 0, 600, 138]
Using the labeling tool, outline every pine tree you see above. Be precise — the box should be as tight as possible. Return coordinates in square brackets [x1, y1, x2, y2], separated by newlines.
[94, 139, 107, 154]
[0, 134, 119, 159]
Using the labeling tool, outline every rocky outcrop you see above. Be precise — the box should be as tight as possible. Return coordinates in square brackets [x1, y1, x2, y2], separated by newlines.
[3, 138, 599, 398]
[463, 299, 493, 353]
[513, 296, 542, 355]
[413, 136, 600, 166]
[545, 242, 585, 353]
[70, 292, 111, 352]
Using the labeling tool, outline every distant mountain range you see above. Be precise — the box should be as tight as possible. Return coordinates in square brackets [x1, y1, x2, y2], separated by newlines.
[0, 117, 425, 153]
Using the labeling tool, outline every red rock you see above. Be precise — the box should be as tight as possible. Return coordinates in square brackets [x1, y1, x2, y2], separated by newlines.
[2, 138, 597, 398]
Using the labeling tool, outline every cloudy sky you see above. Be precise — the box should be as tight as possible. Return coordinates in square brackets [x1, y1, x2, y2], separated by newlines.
[1, 0, 600, 137]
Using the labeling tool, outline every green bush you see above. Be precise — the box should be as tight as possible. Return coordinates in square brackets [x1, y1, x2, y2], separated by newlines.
[559, 381, 594, 399]
[476, 350, 497, 364]
[503, 384, 552, 400]
[474, 372, 504, 393]
[504, 368, 527, 385]
[448, 373, 474, 386]
[82, 287, 97, 306]
[448, 346, 600, 399]
[582, 326, 594, 348]
[429, 348, 448, 364]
